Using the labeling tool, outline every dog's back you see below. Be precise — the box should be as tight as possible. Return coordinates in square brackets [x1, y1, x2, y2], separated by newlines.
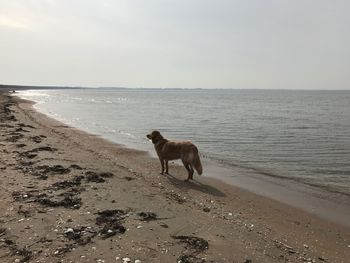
[158, 141, 193, 160]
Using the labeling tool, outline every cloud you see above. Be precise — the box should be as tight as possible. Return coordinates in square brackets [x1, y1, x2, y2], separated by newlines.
[0, 15, 30, 29]
[0, 0, 349, 89]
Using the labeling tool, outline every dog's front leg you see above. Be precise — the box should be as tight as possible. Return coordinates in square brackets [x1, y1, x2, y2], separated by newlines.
[160, 158, 165, 174]
[165, 160, 169, 174]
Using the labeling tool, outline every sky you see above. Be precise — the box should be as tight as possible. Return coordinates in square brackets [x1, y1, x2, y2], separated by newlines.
[0, 0, 349, 89]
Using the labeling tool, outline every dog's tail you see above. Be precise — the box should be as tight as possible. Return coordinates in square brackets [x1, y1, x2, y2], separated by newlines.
[192, 147, 203, 175]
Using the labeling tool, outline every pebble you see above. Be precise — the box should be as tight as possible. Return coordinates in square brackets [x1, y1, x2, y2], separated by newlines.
[64, 228, 74, 233]
[203, 207, 210, 212]
[134, 260, 141, 263]
[160, 223, 168, 228]
[228, 212, 233, 216]
[122, 258, 131, 263]
[137, 225, 142, 229]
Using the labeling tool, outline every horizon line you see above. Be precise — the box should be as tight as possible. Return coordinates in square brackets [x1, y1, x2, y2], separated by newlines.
[1, 83, 349, 91]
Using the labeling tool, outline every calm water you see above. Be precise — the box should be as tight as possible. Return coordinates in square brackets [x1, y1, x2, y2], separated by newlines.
[19, 88, 350, 196]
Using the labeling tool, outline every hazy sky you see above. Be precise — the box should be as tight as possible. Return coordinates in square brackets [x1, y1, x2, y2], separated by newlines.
[1, 0, 349, 89]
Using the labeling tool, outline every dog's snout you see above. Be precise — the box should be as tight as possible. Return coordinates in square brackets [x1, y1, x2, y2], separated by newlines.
[146, 134, 151, 139]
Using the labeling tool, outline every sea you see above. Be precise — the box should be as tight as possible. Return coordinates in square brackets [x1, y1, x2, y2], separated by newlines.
[17, 88, 350, 206]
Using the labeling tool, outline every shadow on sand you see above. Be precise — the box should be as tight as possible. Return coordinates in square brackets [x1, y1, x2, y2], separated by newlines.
[165, 173, 226, 197]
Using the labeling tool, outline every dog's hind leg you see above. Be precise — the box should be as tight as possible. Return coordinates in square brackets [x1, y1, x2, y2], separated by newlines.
[188, 164, 194, 180]
[182, 160, 194, 182]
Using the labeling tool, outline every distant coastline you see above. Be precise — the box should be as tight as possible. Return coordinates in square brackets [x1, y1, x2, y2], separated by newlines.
[2, 84, 350, 91]
[0, 84, 83, 91]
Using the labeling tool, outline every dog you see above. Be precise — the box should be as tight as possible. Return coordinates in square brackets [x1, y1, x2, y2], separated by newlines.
[146, 130, 203, 181]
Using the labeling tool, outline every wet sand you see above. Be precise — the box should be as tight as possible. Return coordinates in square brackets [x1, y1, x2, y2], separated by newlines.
[0, 91, 349, 263]
[203, 160, 350, 228]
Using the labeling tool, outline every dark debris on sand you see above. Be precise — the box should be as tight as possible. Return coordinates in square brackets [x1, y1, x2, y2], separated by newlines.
[95, 209, 127, 239]
[32, 165, 71, 179]
[0, 238, 33, 263]
[17, 205, 32, 218]
[49, 175, 84, 190]
[177, 254, 207, 263]
[173, 235, 209, 263]
[173, 235, 209, 252]
[20, 152, 38, 159]
[99, 172, 114, 178]
[12, 190, 38, 202]
[1, 103, 17, 121]
[86, 171, 105, 183]
[16, 162, 72, 180]
[95, 209, 127, 224]
[69, 164, 83, 170]
[6, 133, 24, 142]
[99, 222, 126, 239]
[124, 176, 135, 181]
[166, 192, 186, 204]
[31, 136, 43, 143]
[85, 171, 114, 183]
[25, 146, 57, 153]
[36, 164, 70, 175]
[12, 190, 82, 209]
[53, 244, 75, 257]
[64, 226, 97, 246]
[0, 227, 6, 236]
[138, 211, 158, 222]
[15, 127, 30, 133]
[17, 123, 35, 129]
[37, 192, 82, 209]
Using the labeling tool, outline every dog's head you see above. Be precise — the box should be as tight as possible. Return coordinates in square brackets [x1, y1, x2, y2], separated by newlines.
[146, 130, 163, 144]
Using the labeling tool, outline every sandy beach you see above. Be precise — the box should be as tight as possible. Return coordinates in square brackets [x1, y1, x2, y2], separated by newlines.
[0, 91, 349, 263]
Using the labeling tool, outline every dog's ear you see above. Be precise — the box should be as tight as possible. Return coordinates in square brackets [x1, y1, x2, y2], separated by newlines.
[152, 130, 161, 137]
[148, 130, 163, 144]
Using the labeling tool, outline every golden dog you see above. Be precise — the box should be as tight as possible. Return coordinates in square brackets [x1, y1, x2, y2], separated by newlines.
[147, 130, 203, 181]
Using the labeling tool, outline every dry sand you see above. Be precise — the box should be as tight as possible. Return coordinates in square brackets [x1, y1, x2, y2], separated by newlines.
[0, 91, 349, 263]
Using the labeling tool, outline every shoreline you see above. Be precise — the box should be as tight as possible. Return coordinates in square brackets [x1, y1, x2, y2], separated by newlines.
[21, 91, 350, 228]
[1, 91, 349, 262]
[203, 159, 350, 228]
